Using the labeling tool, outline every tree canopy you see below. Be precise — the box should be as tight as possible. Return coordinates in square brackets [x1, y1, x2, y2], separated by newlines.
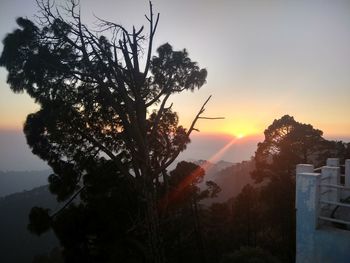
[246, 115, 347, 261]
[0, 1, 213, 262]
[252, 114, 327, 183]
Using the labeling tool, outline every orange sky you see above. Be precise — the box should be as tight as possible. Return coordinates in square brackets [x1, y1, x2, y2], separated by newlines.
[1, 0, 350, 140]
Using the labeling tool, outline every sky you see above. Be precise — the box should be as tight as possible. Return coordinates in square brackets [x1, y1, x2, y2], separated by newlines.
[0, 0, 350, 170]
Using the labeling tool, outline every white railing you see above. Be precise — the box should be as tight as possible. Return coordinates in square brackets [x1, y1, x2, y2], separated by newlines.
[296, 158, 350, 229]
[317, 159, 350, 227]
[296, 160, 350, 263]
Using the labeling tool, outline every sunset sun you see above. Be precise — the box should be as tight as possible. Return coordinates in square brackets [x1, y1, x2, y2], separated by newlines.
[237, 133, 245, 139]
[218, 121, 259, 139]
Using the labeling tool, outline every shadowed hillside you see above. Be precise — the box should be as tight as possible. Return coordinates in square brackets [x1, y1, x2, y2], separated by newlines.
[213, 160, 255, 203]
[0, 170, 51, 197]
[193, 159, 255, 204]
[0, 185, 59, 263]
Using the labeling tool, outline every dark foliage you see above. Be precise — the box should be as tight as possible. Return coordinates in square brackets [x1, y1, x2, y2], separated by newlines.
[32, 247, 64, 263]
[28, 206, 52, 235]
[231, 115, 348, 262]
[161, 161, 221, 263]
[221, 247, 280, 263]
[251, 115, 326, 183]
[2, 0, 349, 261]
[0, 1, 211, 262]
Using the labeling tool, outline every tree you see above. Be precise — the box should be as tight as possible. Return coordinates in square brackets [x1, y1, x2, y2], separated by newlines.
[251, 115, 326, 183]
[32, 248, 64, 263]
[249, 115, 330, 262]
[0, 1, 213, 262]
[221, 116, 350, 262]
[161, 161, 220, 262]
[230, 184, 261, 248]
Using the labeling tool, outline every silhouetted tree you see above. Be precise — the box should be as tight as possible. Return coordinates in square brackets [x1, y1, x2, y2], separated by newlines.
[251, 115, 326, 183]
[32, 248, 64, 263]
[249, 115, 331, 261]
[161, 161, 221, 263]
[0, 1, 212, 262]
[220, 116, 350, 262]
[204, 202, 232, 261]
[230, 184, 261, 248]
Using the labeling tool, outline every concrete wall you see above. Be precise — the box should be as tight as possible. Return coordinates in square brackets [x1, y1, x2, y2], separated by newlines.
[312, 227, 350, 263]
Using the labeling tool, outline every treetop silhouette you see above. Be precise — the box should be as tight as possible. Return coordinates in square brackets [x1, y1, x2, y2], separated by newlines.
[0, 1, 216, 262]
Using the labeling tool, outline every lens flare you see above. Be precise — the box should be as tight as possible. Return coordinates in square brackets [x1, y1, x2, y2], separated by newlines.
[159, 136, 238, 210]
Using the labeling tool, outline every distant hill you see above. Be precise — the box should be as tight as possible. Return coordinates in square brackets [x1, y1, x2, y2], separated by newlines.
[0, 185, 59, 263]
[212, 159, 255, 202]
[192, 159, 255, 204]
[193, 159, 235, 181]
[0, 170, 51, 197]
[0, 161, 254, 262]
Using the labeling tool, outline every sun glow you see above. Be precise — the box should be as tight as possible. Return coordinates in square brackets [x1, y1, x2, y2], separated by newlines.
[219, 121, 260, 139]
[237, 133, 245, 139]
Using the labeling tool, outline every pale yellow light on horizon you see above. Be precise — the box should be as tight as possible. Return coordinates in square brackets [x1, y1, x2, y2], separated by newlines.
[1, 85, 349, 142]
[199, 118, 263, 139]
[191, 113, 350, 141]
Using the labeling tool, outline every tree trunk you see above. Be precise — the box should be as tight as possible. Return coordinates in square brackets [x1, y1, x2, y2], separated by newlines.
[144, 182, 165, 263]
[192, 195, 207, 263]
